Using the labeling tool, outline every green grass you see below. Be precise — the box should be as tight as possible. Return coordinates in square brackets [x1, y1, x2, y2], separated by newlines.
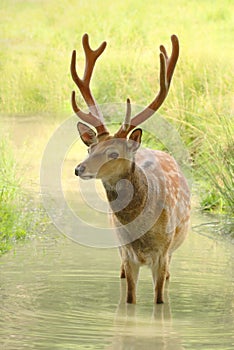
[0, 0, 234, 216]
[197, 115, 234, 212]
[1, 0, 233, 114]
[0, 138, 41, 254]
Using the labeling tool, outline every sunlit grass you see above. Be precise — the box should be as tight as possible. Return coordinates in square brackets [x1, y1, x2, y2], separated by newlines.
[1, 0, 233, 114]
[0, 138, 43, 254]
[0, 138, 24, 253]
[197, 115, 234, 212]
[0, 0, 234, 214]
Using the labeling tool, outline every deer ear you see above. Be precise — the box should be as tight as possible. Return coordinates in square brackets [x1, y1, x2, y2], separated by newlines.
[128, 128, 142, 152]
[77, 122, 97, 146]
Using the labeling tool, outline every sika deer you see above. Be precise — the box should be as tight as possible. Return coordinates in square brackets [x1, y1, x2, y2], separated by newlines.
[71, 34, 190, 304]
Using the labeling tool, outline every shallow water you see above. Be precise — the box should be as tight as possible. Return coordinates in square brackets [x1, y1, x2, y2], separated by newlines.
[1, 116, 233, 349]
[0, 215, 233, 350]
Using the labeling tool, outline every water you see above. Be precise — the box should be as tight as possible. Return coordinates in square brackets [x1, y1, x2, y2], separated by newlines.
[0, 116, 233, 349]
[0, 215, 233, 350]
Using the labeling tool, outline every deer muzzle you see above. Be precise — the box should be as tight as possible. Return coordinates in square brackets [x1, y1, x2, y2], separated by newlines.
[75, 164, 86, 177]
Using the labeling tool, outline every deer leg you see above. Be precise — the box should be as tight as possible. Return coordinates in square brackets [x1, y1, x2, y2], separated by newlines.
[119, 247, 126, 278]
[120, 263, 126, 279]
[166, 255, 172, 280]
[152, 255, 168, 304]
[124, 260, 140, 304]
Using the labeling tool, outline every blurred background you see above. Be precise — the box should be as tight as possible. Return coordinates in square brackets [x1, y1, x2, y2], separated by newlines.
[0, 0, 233, 249]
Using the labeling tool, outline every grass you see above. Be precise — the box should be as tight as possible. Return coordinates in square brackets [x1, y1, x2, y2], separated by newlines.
[197, 115, 234, 212]
[0, 138, 42, 255]
[1, 0, 233, 114]
[0, 138, 24, 253]
[0, 0, 233, 222]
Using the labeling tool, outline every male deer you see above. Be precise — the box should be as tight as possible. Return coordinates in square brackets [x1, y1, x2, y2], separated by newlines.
[71, 34, 190, 304]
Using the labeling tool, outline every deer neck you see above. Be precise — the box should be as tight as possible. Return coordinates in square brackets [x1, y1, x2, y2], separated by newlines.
[102, 163, 148, 224]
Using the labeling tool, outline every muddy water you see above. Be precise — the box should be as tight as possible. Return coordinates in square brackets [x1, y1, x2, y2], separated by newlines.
[0, 116, 233, 349]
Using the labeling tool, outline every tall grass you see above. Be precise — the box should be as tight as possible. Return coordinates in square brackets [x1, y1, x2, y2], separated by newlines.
[0, 0, 233, 114]
[0, 138, 38, 254]
[197, 115, 234, 212]
[0, 0, 233, 214]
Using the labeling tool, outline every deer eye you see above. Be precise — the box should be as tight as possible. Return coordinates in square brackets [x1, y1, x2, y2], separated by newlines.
[108, 152, 119, 159]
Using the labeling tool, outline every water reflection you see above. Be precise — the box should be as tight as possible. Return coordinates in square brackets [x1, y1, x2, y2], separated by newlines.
[110, 283, 184, 350]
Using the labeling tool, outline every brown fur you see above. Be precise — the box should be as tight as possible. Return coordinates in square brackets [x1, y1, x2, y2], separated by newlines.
[75, 131, 190, 304]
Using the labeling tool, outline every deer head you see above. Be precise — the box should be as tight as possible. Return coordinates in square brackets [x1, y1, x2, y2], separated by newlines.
[72, 34, 179, 182]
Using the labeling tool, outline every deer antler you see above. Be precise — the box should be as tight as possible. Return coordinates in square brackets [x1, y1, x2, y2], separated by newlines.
[122, 98, 131, 131]
[71, 33, 109, 137]
[115, 35, 179, 138]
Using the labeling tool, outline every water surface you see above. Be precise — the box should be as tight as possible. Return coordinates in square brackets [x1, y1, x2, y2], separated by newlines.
[0, 216, 233, 349]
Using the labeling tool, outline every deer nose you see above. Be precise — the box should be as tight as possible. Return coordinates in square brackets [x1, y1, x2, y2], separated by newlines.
[75, 164, 86, 176]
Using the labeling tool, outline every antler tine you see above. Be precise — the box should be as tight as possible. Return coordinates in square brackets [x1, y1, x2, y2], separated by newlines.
[160, 34, 179, 87]
[71, 91, 107, 134]
[71, 34, 109, 136]
[114, 98, 132, 137]
[82, 33, 107, 85]
[122, 98, 131, 131]
[115, 35, 179, 137]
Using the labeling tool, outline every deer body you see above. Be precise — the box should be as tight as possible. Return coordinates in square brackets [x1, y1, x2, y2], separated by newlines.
[71, 34, 190, 303]
[115, 149, 190, 304]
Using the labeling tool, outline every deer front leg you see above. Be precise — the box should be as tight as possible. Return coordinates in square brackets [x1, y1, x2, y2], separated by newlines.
[119, 247, 126, 278]
[166, 254, 172, 280]
[120, 263, 126, 278]
[124, 260, 140, 304]
[152, 255, 168, 304]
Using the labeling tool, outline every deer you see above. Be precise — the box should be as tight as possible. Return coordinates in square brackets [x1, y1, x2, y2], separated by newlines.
[71, 33, 190, 304]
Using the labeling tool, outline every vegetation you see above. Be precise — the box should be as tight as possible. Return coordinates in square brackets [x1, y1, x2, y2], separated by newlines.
[0, 136, 47, 254]
[0, 0, 233, 254]
[197, 115, 233, 212]
[0, 139, 28, 253]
